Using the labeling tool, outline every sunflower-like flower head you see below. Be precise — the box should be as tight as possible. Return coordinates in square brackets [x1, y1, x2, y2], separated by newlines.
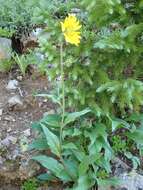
[60, 14, 82, 46]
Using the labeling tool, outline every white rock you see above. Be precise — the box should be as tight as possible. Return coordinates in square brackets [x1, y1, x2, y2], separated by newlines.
[32, 28, 42, 37]
[17, 76, 23, 81]
[117, 171, 143, 190]
[8, 95, 23, 107]
[6, 80, 19, 90]
[23, 129, 31, 137]
[4, 116, 16, 122]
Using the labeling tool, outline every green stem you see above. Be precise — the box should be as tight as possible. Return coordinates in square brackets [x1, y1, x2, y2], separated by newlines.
[59, 42, 75, 181]
[60, 42, 65, 147]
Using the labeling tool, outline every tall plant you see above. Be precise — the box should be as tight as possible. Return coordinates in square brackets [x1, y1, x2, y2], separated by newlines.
[31, 1, 143, 189]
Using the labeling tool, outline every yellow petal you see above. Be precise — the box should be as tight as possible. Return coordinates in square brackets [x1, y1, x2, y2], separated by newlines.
[61, 14, 82, 46]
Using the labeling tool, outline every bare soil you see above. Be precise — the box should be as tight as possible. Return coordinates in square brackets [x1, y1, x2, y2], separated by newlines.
[0, 71, 58, 189]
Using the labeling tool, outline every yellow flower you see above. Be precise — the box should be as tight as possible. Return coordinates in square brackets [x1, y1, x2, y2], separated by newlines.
[60, 14, 81, 46]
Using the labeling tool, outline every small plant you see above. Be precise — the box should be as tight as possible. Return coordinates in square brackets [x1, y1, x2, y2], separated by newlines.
[0, 59, 14, 72]
[13, 54, 30, 76]
[111, 135, 128, 154]
[0, 27, 14, 38]
[13, 52, 38, 76]
[22, 179, 38, 190]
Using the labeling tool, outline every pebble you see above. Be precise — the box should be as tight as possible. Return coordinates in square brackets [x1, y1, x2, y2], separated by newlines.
[17, 76, 23, 81]
[43, 110, 55, 116]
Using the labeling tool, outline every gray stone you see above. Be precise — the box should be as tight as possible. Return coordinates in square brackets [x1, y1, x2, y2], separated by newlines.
[1, 135, 17, 147]
[116, 171, 143, 190]
[0, 109, 2, 116]
[17, 75, 23, 81]
[32, 28, 43, 37]
[6, 80, 19, 90]
[23, 129, 31, 137]
[0, 37, 12, 60]
[4, 115, 16, 122]
[8, 95, 23, 107]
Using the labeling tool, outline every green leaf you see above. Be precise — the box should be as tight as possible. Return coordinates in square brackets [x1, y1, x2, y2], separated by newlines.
[110, 117, 131, 132]
[37, 173, 56, 181]
[42, 125, 60, 156]
[41, 114, 61, 128]
[29, 138, 48, 150]
[31, 122, 42, 131]
[74, 175, 93, 190]
[58, 169, 72, 182]
[78, 154, 101, 176]
[126, 127, 143, 145]
[62, 159, 78, 180]
[126, 113, 143, 123]
[78, 156, 89, 176]
[72, 150, 86, 162]
[32, 155, 63, 176]
[97, 177, 119, 188]
[63, 143, 78, 150]
[125, 152, 140, 169]
[64, 108, 91, 125]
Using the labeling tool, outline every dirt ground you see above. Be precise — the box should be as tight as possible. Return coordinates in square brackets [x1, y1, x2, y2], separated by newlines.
[0, 73, 53, 135]
[0, 71, 58, 189]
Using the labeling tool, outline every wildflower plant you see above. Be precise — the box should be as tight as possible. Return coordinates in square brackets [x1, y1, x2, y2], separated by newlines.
[31, 1, 143, 189]
[31, 14, 118, 189]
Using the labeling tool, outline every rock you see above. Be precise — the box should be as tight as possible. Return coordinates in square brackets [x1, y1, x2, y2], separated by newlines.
[0, 37, 12, 60]
[43, 110, 55, 116]
[17, 75, 23, 81]
[112, 157, 130, 176]
[108, 158, 143, 190]
[0, 156, 4, 165]
[71, 8, 81, 13]
[4, 116, 16, 122]
[8, 95, 23, 108]
[1, 135, 17, 147]
[23, 129, 31, 137]
[11, 149, 20, 160]
[7, 127, 12, 132]
[6, 80, 19, 90]
[0, 109, 2, 116]
[115, 171, 143, 190]
[32, 28, 43, 37]
[19, 159, 40, 179]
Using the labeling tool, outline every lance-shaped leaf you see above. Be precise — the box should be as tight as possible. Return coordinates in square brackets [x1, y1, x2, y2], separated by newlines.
[42, 125, 60, 156]
[64, 108, 91, 125]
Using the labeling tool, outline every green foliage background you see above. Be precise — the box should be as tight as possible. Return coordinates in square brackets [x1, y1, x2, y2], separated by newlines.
[36, 0, 143, 117]
[0, 0, 39, 38]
